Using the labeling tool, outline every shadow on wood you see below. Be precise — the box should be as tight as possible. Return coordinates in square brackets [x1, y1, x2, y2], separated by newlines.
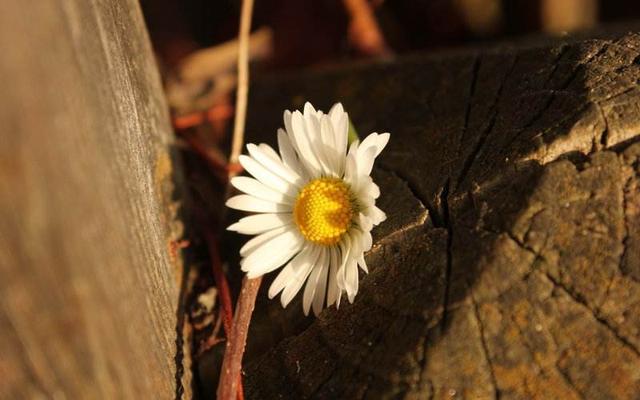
[235, 32, 640, 399]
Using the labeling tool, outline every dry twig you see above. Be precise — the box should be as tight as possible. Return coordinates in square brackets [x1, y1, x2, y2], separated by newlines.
[343, 0, 392, 57]
[166, 28, 272, 115]
[179, 27, 272, 83]
[216, 0, 258, 399]
[228, 0, 254, 168]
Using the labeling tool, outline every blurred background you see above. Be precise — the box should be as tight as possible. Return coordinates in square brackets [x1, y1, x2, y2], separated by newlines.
[142, 0, 640, 123]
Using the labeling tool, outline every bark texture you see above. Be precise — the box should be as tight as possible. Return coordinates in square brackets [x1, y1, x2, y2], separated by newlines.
[0, 1, 188, 398]
[240, 32, 640, 399]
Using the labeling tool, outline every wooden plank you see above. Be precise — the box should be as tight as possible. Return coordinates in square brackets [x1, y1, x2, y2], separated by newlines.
[0, 1, 188, 398]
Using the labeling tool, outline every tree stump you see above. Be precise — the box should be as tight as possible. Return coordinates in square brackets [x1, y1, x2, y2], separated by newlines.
[241, 32, 640, 399]
[0, 1, 189, 398]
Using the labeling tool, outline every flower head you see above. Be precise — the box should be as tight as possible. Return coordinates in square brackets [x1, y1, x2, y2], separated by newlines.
[227, 102, 389, 315]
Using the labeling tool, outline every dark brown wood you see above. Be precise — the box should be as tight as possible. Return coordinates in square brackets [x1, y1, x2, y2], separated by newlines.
[236, 32, 640, 399]
[0, 1, 189, 398]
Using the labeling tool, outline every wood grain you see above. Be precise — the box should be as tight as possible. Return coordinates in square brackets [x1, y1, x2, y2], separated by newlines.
[234, 32, 640, 399]
[0, 1, 188, 398]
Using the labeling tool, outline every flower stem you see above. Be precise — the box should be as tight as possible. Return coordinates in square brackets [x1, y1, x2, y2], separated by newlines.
[217, 0, 256, 399]
[216, 276, 262, 400]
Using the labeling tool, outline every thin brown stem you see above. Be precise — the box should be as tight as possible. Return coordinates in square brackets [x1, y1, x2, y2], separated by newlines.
[205, 232, 234, 335]
[229, 0, 254, 167]
[216, 276, 262, 400]
[217, 0, 257, 399]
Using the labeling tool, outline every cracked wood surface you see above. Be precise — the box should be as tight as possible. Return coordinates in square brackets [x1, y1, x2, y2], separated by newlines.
[0, 1, 188, 398]
[235, 32, 640, 399]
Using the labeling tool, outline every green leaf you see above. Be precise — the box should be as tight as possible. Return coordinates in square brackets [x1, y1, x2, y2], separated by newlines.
[347, 120, 360, 144]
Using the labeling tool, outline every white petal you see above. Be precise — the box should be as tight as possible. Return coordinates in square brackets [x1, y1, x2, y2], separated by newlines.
[336, 288, 343, 309]
[241, 227, 299, 260]
[227, 213, 292, 235]
[336, 235, 351, 291]
[230, 176, 293, 205]
[328, 103, 348, 160]
[303, 101, 317, 115]
[345, 257, 359, 303]
[239, 155, 294, 196]
[303, 107, 332, 175]
[357, 191, 375, 208]
[359, 132, 390, 158]
[357, 254, 368, 273]
[240, 226, 288, 256]
[247, 143, 302, 185]
[241, 229, 303, 275]
[277, 128, 306, 176]
[320, 116, 341, 175]
[358, 132, 379, 153]
[310, 118, 332, 174]
[356, 146, 377, 178]
[302, 248, 327, 316]
[258, 143, 281, 162]
[281, 245, 320, 307]
[244, 242, 301, 279]
[312, 257, 329, 316]
[356, 176, 380, 199]
[368, 206, 387, 225]
[369, 182, 380, 199]
[320, 113, 337, 151]
[244, 250, 301, 279]
[360, 229, 373, 252]
[283, 110, 294, 137]
[348, 230, 363, 261]
[348, 138, 359, 155]
[291, 111, 322, 175]
[268, 246, 308, 298]
[374, 133, 390, 156]
[326, 246, 340, 307]
[344, 152, 358, 187]
[226, 194, 289, 213]
[328, 102, 345, 125]
[358, 212, 374, 233]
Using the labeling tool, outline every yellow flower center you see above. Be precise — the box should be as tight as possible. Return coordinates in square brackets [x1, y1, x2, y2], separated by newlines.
[293, 178, 354, 246]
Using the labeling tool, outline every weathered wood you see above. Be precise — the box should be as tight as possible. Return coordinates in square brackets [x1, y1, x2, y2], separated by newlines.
[0, 1, 188, 398]
[238, 32, 640, 399]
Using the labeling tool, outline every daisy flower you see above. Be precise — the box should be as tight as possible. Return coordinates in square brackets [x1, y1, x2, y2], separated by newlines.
[226, 102, 389, 316]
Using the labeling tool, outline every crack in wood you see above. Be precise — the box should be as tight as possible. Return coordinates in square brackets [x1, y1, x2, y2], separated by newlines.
[619, 163, 635, 279]
[416, 336, 434, 399]
[376, 164, 440, 227]
[596, 102, 611, 148]
[439, 180, 453, 333]
[458, 55, 481, 158]
[554, 359, 587, 400]
[471, 295, 501, 400]
[174, 267, 188, 400]
[598, 85, 637, 103]
[543, 44, 571, 87]
[544, 272, 640, 357]
[457, 54, 518, 188]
